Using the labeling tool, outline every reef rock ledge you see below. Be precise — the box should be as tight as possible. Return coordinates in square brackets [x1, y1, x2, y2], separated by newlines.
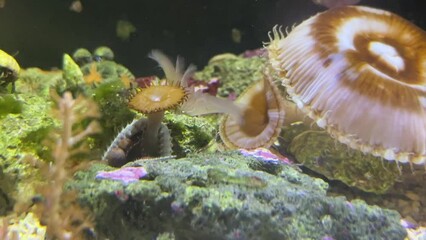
[68, 151, 406, 240]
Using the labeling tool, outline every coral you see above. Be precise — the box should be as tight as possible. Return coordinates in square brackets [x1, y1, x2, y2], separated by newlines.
[68, 151, 406, 239]
[59, 47, 138, 151]
[79, 47, 135, 88]
[84, 63, 103, 85]
[0, 90, 99, 240]
[0, 213, 46, 239]
[29, 91, 99, 239]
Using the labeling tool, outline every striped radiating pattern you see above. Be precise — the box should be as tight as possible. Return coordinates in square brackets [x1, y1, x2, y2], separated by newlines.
[267, 6, 426, 165]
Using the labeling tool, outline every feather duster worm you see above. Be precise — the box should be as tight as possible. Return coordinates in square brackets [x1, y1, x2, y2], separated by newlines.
[267, 6, 426, 165]
[105, 50, 245, 166]
[219, 72, 285, 149]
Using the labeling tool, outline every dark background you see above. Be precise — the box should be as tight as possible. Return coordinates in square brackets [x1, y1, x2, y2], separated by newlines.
[0, 0, 424, 76]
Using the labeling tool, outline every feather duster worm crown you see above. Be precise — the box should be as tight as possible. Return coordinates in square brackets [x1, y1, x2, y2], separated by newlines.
[267, 6, 426, 165]
[219, 72, 285, 149]
[128, 50, 195, 114]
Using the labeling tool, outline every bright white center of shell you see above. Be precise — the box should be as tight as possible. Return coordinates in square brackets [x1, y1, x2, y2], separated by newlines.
[368, 41, 404, 71]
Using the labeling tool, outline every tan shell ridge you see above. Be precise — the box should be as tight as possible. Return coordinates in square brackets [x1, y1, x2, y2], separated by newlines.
[268, 6, 426, 165]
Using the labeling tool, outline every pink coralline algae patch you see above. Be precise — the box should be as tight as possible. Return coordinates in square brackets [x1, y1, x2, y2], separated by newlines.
[239, 148, 292, 164]
[241, 48, 267, 58]
[96, 166, 148, 185]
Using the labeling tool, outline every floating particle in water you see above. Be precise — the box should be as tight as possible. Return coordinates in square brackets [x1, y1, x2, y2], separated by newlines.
[231, 28, 242, 44]
[69, 0, 83, 13]
[116, 19, 136, 41]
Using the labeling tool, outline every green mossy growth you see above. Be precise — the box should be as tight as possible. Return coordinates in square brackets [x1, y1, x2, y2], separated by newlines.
[287, 128, 400, 194]
[69, 151, 406, 240]
[0, 94, 22, 117]
[164, 112, 216, 158]
[0, 93, 58, 207]
[194, 54, 267, 97]
[0, 166, 15, 215]
[15, 68, 64, 97]
[89, 79, 135, 151]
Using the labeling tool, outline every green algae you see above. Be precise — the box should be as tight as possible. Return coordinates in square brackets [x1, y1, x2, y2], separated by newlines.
[288, 129, 401, 194]
[15, 68, 63, 97]
[194, 54, 267, 97]
[68, 151, 406, 240]
[0, 93, 58, 208]
[90, 79, 135, 151]
[0, 165, 15, 214]
[0, 94, 22, 117]
[0, 94, 57, 166]
[164, 112, 216, 158]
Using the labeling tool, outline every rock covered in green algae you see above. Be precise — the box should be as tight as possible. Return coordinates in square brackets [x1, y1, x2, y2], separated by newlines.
[0, 49, 20, 93]
[164, 112, 217, 158]
[69, 151, 406, 240]
[90, 79, 135, 151]
[194, 53, 267, 98]
[0, 165, 15, 214]
[0, 93, 58, 205]
[61, 48, 137, 151]
[0, 94, 22, 117]
[77, 46, 135, 89]
[283, 124, 400, 194]
[15, 68, 63, 97]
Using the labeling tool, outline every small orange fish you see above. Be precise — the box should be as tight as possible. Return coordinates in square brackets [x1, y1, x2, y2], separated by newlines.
[312, 0, 360, 8]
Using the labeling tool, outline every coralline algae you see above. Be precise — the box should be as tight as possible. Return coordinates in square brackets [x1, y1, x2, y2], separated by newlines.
[96, 166, 148, 185]
[239, 148, 292, 164]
